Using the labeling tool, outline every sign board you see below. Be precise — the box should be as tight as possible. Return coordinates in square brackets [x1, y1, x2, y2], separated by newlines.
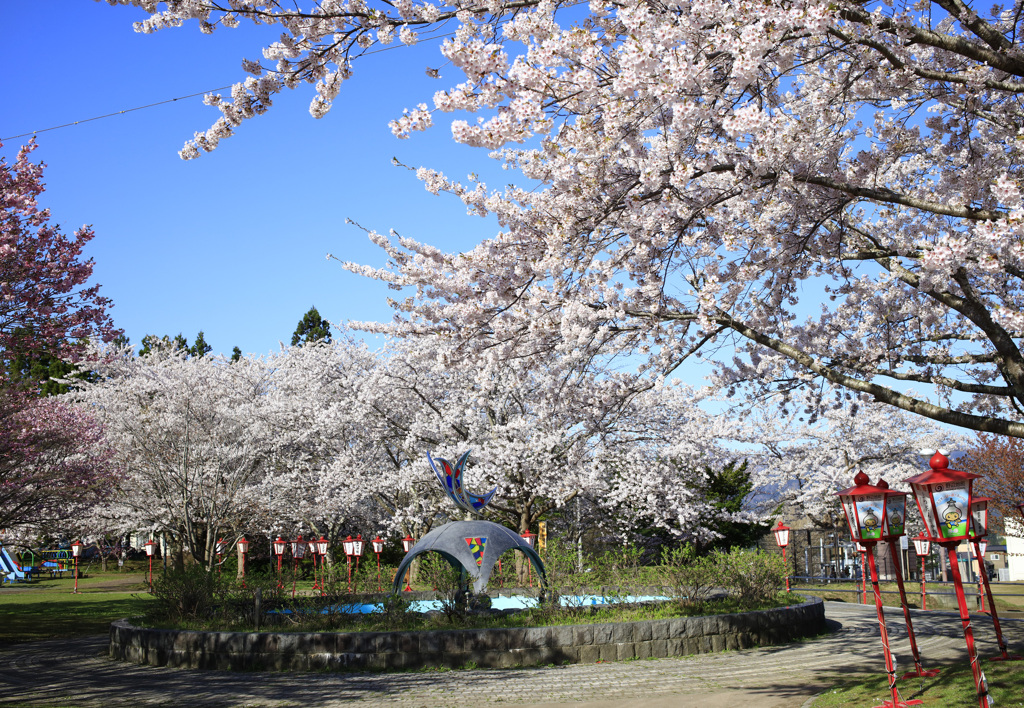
[538, 521, 547, 551]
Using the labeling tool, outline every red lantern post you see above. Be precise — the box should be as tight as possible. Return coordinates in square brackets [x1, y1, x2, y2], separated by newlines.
[838, 472, 923, 708]
[905, 450, 991, 708]
[912, 533, 931, 611]
[290, 535, 305, 599]
[876, 479, 940, 679]
[968, 497, 1021, 662]
[353, 534, 364, 576]
[316, 536, 329, 594]
[371, 537, 384, 592]
[772, 520, 791, 592]
[144, 539, 157, 591]
[855, 542, 868, 604]
[71, 540, 84, 594]
[273, 536, 286, 589]
[343, 535, 355, 592]
[521, 530, 537, 587]
[401, 534, 415, 592]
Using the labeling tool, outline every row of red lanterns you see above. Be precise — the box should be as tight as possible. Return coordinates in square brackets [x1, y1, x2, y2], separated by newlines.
[774, 451, 1023, 708]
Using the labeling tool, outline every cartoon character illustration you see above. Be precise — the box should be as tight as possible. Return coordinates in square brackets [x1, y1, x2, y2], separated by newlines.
[942, 499, 964, 531]
[888, 510, 903, 531]
[863, 508, 880, 534]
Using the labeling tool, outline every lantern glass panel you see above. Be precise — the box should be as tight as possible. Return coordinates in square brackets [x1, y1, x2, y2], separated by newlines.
[372, 539, 384, 553]
[317, 539, 328, 555]
[884, 494, 907, 537]
[841, 497, 859, 540]
[970, 498, 989, 538]
[237, 539, 248, 555]
[293, 541, 306, 559]
[773, 525, 790, 547]
[911, 483, 940, 539]
[402, 537, 414, 552]
[855, 494, 885, 540]
[343, 539, 354, 556]
[933, 481, 970, 540]
[353, 540, 364, 556]
[912, 536, 931, 557]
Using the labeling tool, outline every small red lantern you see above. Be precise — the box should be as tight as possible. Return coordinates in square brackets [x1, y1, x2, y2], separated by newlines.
[273, 536, 287, 557]
[520, 530, 537, 548]
[771, 520, 790, 548]
[402, 534, 415, 553]
[70, 540, 84, 594]
[291, 535, 306, 559]
[143, 538, 157, 590]
[913, 532, 931, 611]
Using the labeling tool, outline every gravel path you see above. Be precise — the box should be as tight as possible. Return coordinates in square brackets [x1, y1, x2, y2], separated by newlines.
[0, 602, 1020, 708]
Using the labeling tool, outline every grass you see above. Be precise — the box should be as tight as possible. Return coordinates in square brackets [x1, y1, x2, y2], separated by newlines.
[812, 659, 1024, 707]
[0, 569, 154, 645]
[144, 592, 796, 634]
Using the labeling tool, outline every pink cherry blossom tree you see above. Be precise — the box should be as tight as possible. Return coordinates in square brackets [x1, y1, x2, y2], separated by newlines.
[0, 383, 117, 533]
[1, 140, 118, 366]
[103, 1, 1024, 435]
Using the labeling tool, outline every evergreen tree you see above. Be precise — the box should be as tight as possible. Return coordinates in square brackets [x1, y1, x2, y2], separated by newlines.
[230, 346, 242, 363]
[190, 331, 212, 359]
[291, 306, 331, 346]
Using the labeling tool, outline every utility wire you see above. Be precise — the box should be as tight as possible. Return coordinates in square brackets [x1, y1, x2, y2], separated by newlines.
[1, 86, 234, 142]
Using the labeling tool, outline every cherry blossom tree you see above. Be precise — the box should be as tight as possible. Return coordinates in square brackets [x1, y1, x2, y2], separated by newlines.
[70, 345, 277, 570]
[102, 1, 1024, 436]
[0, 382, 116, 532]
[1, 140, 118, 369]
[959, 434, 1024, 522]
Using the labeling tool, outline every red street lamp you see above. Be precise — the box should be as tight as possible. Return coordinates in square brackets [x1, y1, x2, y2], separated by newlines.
[273, 536, 286, 588]
[352, 534, 365, 576]
[968, 496, 1021, 662]
[876, 479, 940, 679]
[772, 520, 791, 592]
[290, 535, 306, 599]
[838, 472, 923, 708]
[236, 536, 249, 582]
[143, 539, 157, 591]
[905, 450, 991, 708]
[912, 532, 931, 610]
[343, 535, 355, 592]
[371, 536, 384, 592]
[315, 536, 329, 594]
[70, 540, 84, 594]
[401, 534, 415, 592]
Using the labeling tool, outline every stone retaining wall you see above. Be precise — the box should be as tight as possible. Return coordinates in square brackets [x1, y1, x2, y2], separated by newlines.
[109, 596, 825, 672]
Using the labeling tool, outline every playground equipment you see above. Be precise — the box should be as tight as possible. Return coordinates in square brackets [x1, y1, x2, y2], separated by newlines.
[0, 543, 35, 583]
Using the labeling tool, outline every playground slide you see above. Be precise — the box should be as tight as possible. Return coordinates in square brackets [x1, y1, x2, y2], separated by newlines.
[0, 544, 31, 583]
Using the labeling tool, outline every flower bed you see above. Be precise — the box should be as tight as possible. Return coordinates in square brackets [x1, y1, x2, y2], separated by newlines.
[109, 595, 825, 671]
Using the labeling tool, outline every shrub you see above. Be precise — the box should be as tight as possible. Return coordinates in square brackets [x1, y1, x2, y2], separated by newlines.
[715, 547, 786, 607]
[149, 564, 226, 622]
[661, 545, 722, 608]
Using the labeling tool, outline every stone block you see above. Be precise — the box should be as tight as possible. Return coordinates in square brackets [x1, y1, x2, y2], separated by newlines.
[685, 618, 704, 639]
[667, 637, 684, 656]
[573, 625, 594, 646]
[419, 631, 442, 654]
[650, 619, 669, 640]
[617, 643, 636, 661]
[598, 643, 618, 662]
[580, 645, 601, 663]
[725, 633, 739, 651]
[651, 639, 668, 658]
[593, 623, 614, 645]
[611, 623, 633, 644]
[397, 631, 417, 653]
[523, 627, 550, 649]
[550, 626, 574, 648]
[635, 641, 652, 660]
[635, 622, 653, 642]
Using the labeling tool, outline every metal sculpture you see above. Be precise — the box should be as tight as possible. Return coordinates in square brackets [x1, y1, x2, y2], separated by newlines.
[392, 451, 546, 595]
[427, 450, 497, 515]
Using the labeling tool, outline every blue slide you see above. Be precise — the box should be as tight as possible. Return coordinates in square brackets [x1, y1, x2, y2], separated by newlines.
[0, 543, 33, 584]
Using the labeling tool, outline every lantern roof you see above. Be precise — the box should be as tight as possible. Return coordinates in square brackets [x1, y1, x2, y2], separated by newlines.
[875, 478, 908, 497]
[836, 470, 889, 497]
[904, 450, 980, 486]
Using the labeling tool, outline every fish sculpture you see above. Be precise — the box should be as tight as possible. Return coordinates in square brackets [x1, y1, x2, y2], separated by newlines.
[428, 450, 497, 515]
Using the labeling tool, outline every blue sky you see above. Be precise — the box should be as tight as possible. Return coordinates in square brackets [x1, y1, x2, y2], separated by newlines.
[1, 1, 504, 357]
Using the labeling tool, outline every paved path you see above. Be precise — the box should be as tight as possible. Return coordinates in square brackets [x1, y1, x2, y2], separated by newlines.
[0, 603, 1021, 708]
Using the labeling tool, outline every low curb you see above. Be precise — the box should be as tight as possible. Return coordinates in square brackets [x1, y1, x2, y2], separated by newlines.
[109, 595, 826, 672]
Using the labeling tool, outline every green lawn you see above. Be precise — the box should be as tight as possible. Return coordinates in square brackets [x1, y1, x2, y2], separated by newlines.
[813, 660, 1024, 707]
[0, 570, 154, 645]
